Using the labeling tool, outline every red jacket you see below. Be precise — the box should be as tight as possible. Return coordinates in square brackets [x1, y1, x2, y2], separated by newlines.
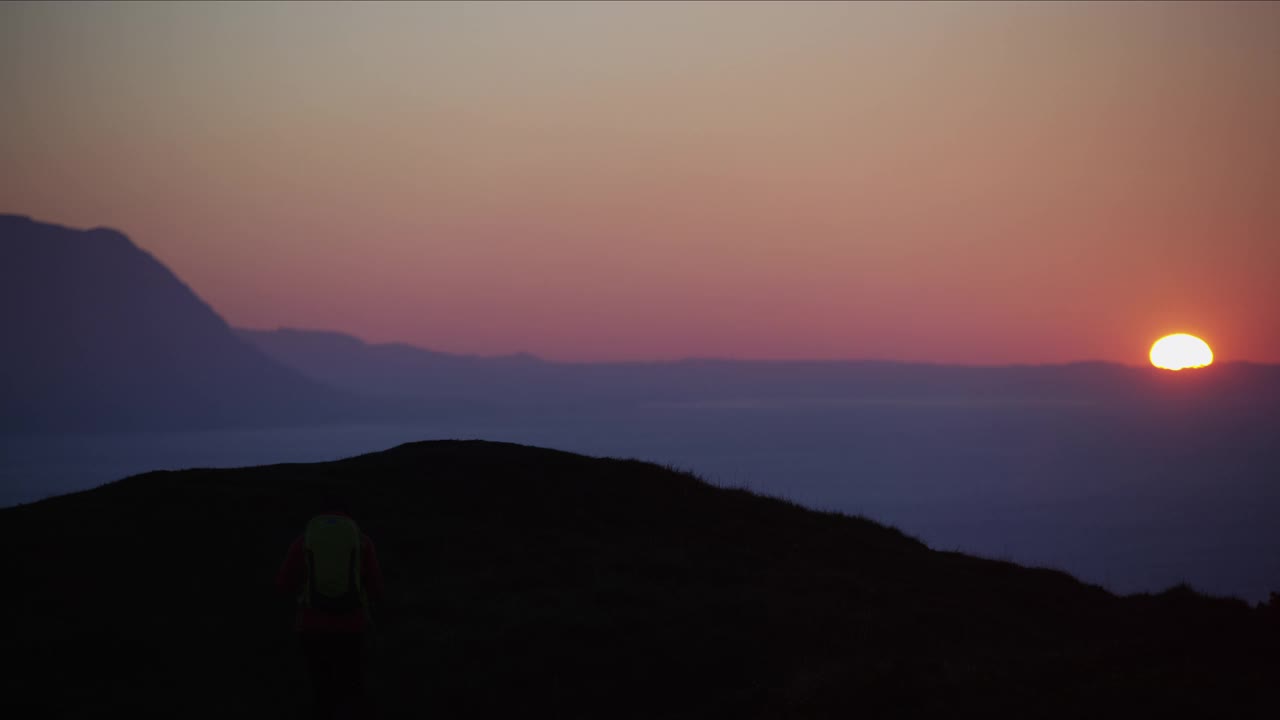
[276, 515, 385, 633]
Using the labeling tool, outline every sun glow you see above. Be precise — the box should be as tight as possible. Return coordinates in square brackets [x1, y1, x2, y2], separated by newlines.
[1149, 334, 1214, 370]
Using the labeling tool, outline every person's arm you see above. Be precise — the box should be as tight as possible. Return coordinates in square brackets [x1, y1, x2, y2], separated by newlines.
[362, 535, 385, 602]
[276, 536, 305, 596]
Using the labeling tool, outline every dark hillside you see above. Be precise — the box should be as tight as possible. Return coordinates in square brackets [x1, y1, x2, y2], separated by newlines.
[2, 441, 1275, 718]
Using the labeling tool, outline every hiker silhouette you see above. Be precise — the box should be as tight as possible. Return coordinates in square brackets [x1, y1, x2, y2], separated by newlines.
[277, 497, 384, 719]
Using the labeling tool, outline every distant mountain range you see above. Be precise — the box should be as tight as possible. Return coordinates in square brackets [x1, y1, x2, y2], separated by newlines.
[237, 326, 558, 410]
[0, 214, 366, 431]
[4, 213, 1278, 431]
[240, 325, 1280, 413]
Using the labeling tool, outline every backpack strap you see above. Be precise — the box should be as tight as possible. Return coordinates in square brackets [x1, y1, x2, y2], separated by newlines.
[348, 547, 358, 600]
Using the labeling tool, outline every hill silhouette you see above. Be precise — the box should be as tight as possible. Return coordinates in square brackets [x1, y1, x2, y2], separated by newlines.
[3, 440, 1276, 718]
[0, 214, 364, 431]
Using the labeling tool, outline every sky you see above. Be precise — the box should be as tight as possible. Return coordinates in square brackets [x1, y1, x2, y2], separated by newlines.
[3, 1, 1278, 364]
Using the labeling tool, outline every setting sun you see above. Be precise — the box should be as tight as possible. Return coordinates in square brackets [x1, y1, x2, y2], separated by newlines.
[1150, 334, 1214, 370]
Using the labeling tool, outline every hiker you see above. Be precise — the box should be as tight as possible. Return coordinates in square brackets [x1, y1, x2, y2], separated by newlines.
[277, 500, 385, 719]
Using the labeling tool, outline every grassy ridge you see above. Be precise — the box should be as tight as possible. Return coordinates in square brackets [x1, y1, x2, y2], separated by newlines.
[2, 440, 1276, 718]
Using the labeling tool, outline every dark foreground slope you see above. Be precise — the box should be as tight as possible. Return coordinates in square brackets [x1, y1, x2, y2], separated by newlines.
[2, 441, 1276, 718]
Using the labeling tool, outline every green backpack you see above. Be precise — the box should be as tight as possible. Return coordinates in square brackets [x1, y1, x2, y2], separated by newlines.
[303, 514, 364, 612]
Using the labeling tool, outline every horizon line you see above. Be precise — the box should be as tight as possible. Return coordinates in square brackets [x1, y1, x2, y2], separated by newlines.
[239, 325, 1275, 371]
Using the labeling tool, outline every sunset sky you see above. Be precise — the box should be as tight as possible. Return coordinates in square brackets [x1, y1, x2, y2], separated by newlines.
[3, 1, 1278, 364]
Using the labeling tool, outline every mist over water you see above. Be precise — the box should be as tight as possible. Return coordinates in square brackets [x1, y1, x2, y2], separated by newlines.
[5, 398, 1277, 603]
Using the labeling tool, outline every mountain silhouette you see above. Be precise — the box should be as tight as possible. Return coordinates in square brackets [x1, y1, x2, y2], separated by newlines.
[240, 326, 1280, 413]
[237, 326, 551, 408]
[0, 214, 361, 431]
[7, 213, 1278, 432]
[2, 440, 1275, 717]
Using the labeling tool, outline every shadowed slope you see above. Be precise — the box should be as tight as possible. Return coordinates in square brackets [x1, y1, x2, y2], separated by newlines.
[2, 440, 1275, 718]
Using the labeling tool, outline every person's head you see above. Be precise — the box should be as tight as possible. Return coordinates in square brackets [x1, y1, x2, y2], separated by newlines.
[312, 491, 352, 518]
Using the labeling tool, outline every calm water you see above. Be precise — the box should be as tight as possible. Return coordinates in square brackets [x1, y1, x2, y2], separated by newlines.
[3, 401, 1277, 602]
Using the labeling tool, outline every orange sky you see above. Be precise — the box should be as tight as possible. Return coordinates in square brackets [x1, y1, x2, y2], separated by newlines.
[3, 1, 1278, 363]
